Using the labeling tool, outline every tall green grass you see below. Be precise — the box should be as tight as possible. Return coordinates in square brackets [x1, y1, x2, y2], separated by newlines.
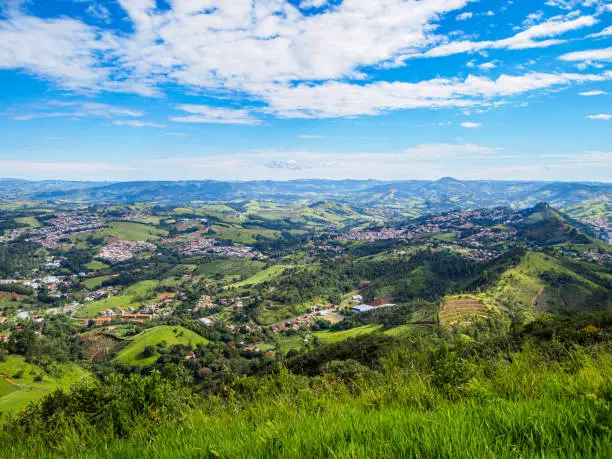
[2, 341, 610, 458]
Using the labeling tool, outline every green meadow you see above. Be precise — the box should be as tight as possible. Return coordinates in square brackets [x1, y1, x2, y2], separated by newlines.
[116, 326, 209, 366]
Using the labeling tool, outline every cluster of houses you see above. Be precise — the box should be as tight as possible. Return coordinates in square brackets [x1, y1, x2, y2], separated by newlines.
[98, 241, 157, 263]
[271, 304, 339, 334]
[176, 237, 261, 259]
[345, 227, 407, 241]
[581, 216, 612, 244]
[13, 214, 105, 248]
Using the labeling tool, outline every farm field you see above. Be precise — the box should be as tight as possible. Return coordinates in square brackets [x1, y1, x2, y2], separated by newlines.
[230, 264, 293, 288]
[313, 325, 383, 344]
[440, 296, 491, 325]
[210, 225, 281, 244]
[83, 275, 112, 290]
[72, 222, 168, 244]
[196, 259, 266, 281]
[86, 260, 109, 271]
[14, 216, 41, 228]
[116, 326, 209, 366]
[79, 331, 125, 361]
[0, 355, 90, 416]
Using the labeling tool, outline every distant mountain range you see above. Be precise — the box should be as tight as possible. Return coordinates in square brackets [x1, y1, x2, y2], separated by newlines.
[1, 178, 610, 215]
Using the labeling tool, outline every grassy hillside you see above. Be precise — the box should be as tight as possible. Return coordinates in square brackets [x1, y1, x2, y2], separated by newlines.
[196, 259, 266, 281]
[3, 317, 611, 457]
[230, 264, 294, 288]
[484, 251, 611, 316]
[116, 326, 209, 366]
[0, 355, 90, 416]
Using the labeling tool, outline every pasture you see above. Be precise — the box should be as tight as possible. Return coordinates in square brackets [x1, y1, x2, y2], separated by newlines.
[116, 326, 209, 366]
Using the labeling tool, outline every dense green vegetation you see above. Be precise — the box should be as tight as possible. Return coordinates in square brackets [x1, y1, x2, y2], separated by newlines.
[1, 313, 611, 457]
[0, 197, 610, 456]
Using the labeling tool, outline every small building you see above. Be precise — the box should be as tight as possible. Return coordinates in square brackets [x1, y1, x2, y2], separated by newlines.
[352, 304, 375, 313]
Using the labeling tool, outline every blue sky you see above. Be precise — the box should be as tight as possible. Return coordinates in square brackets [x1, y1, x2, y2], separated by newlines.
[0, 0, 611, 181]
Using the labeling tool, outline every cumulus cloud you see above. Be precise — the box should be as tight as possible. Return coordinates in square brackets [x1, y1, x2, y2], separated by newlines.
[461, 122, 482, 128]
[456, 12, 473, 21]
[0, 1, 609, 121]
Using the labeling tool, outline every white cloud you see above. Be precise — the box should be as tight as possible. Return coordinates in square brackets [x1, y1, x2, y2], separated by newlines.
[417, 13, 598, 59]
[7, 101, 145, 120]
[266, 159, 304, 170]
[112, 120, 167, 128]
[579, 90, 607, 95]
[0, 12, 113, 92]
[6, 145, 611, 182]
[171, 105, 261, 125]
[545, 0, 605, 10]
[404, 143, 495, 158]
[461, 122, 482, 128]
[586, 113, 612, 119]
[259, 71, 612, 118]
[0, 0, 473, 97]
[456, 12, 473, 21]
[299, 0, 329, 9]
[164, 132, 190, 137]
[589, 26, 612, 37]
[479, 61, 498, 71]
[85, 3, 111, 24]
[559, 46, 612, 63]
[0, 2, 609, 122]
[0, 160, 134, 180]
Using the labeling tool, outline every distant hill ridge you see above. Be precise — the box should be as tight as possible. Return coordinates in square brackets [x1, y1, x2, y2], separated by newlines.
[1, 178, 610, 214]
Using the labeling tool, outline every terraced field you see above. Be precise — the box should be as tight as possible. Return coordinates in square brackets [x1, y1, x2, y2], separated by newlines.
[440, 296, 491, 325]
[79, 331, 125, 361]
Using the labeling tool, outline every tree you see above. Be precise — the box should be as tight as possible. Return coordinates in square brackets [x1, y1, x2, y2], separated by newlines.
[143, 345, 156, 358]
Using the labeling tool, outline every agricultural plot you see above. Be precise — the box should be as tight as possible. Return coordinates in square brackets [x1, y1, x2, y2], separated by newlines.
[230, 264, 293, 288]
[440, 296, 491, 325]
[313, 325, 383, 344]
[79, 331, 125, 361]
[14, 216, 41, 228]
[196, 259, 266, 281]
[85, 260, 109, 271]
[83, 275, 112, 290]
[116, 326, 209, 367]
[210, 225, 281, 244]
[72, 222, 167, 244]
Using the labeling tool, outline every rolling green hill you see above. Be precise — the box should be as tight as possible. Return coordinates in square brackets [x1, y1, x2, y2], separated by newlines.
[116, 326, 209, 366]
